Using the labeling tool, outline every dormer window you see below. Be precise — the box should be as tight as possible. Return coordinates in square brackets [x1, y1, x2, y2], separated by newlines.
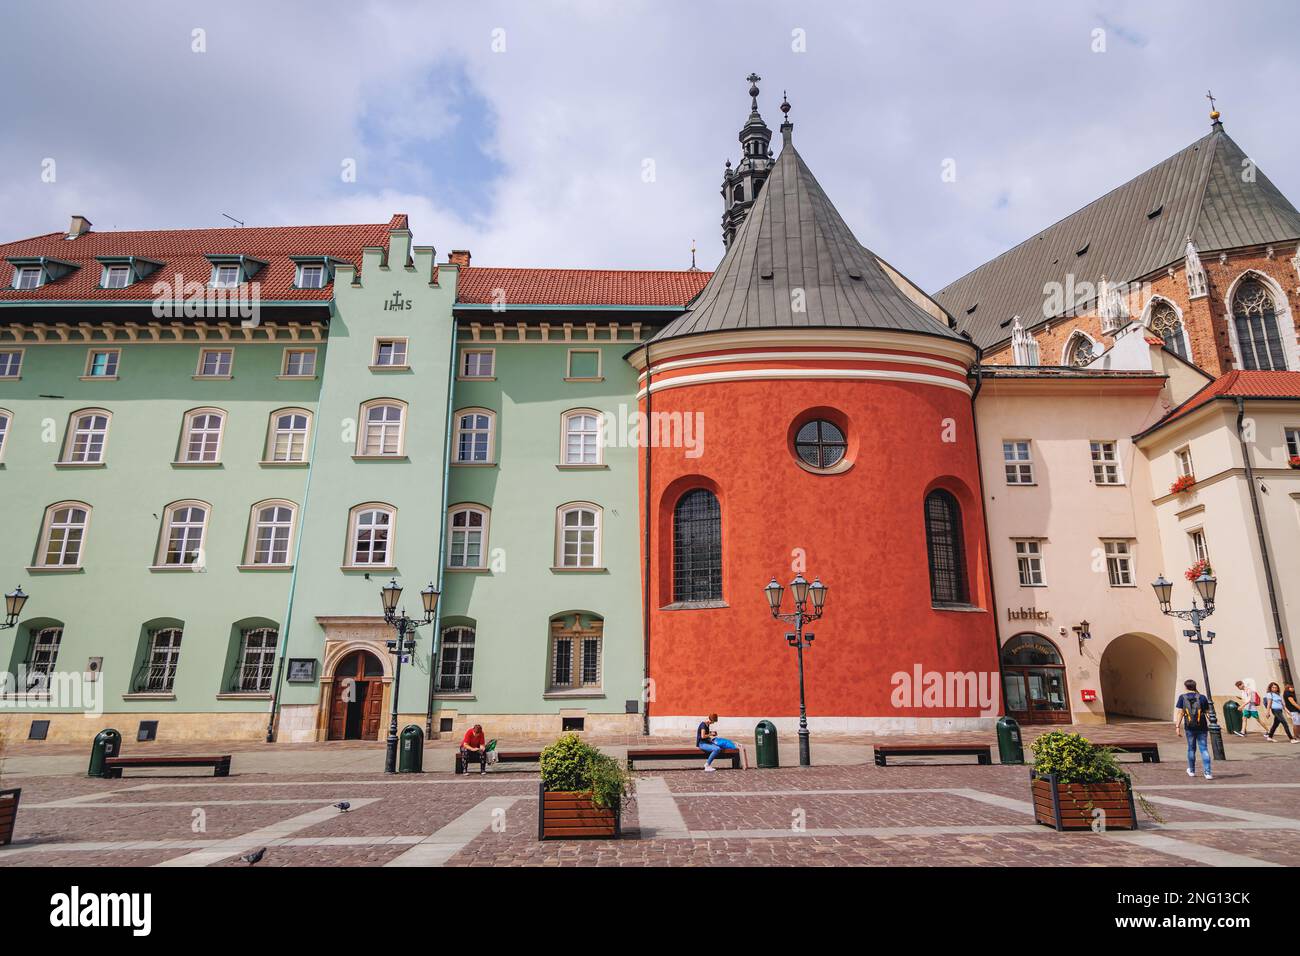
[205, 254, 266, 289]
[15, 266, 41, 290]
[296, 264, 325, 289]
[8, 256, 78, 290]
[212, 263, 241, 288]
[102, 264, 131, 289]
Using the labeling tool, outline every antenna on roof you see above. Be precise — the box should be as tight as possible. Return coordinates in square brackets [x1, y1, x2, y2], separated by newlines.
[221, 213, 245, 227]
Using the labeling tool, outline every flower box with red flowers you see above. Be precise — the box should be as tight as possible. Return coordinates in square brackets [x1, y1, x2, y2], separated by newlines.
[1185, 559, 1213, 582]
[1289, 455, 1300, 470]
[1169, 474, 1196, 494]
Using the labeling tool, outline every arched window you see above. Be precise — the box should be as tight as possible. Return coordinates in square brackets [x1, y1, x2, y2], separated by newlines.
[24, 625, 63, 691]
[437, 624, 476, 693]
[235, 627, 278, 692]
[36, 501, 90, 568]
[1231, 277, 1288, 370]
[453, 409, 495, 463]
[673, 489, 722, 603]
[346, 503, 395, 568]
[1146, 299, 1190, 361]
[61, 409, 111, 464]
[556, 503, 601, 568]
[448, 505, 489, 569]
[561, 409, 602, 465]
[157, 501, 210, 567]
[924, 489, 968, 605]
[549, 613, 603, 691]
[245, 500, 297, 567]
[265, 408, 311, 463]
[138, 626, 183, 693]
[357, 400, 406, 457]
[179, 408, 225, 463]
[1062, 331, 1098, 367]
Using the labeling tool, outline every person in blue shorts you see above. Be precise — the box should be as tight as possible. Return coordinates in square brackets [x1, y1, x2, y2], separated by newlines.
[696, 713, 739, 772]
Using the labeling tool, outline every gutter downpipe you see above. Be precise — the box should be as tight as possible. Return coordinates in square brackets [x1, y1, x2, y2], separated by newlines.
[641, 342, 653, 738]
[967, 350, 1008, 714]
[1236, 396, 1292, 683]
[266, 306, 332, 743]
[425, 302, 459, 737]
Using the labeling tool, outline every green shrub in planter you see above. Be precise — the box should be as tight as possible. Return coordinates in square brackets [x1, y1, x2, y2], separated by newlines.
[539, 734, 633, 811]
[1030, 730, 1125, 783]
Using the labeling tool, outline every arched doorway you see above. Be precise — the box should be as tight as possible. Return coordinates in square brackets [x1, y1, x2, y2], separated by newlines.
[1001, 633, 1070, 724]
[327, 650, 385, 741]
[1099, 633, 1176, 721]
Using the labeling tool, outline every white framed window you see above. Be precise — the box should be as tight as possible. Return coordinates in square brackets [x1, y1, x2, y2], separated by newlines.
[562, 409, 602, 465]
[566, 349, 602, 380]
[196, 348, 233, 378]
[436, 625, 476, 693]
[453, 409, 495, 463]
[179, 408, 225, 463]
[1104, 539, 1134, 587]
[61, 410, 111, 464]
[1090, 440, 1122, 484]
[448, 505, 489, 569]
[0, 350, 22, 378]
[102, 264, 131, 289]
[296, 263, 325, 289]
[245, 501, 296, 567]
[1003, 440, 1033, 484]
[281, 348, 317, 378]
[211, 263, 241, 288]
[158, 501, 210, 567]
[15, 266, 42, 290]
[1189, 529, 1210, 565]
[1284, 427, 1300, 459]
[0, 409, 10, 463]
[84, 349, 120, 379]
[141, 628, 183, 693]
[1175, 446, 1195, 478]
[24, 627, 62, 692]
[37, 502, 90, 568]
[347, 504, 395, 567]
[357, 400, 406, 457]
[461, 349, 494, 378]
[556, 503, 601, 569]
[549, 614, 603, 691]
[372, 338, 408, 368]
[265, 408, 311, 463]
[1014, 539, 1044, 587]
[236, 628, 278, 692]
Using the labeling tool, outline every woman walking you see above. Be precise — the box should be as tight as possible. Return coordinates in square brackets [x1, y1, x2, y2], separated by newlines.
[1262, 682, 1295, 741]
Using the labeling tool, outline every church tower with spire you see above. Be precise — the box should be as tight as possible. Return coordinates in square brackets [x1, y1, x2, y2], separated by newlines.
[720, 73, 775, 249]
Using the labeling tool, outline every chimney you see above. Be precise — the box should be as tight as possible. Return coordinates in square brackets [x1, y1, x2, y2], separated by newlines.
[67, 215, 92, 239]
[447, 249, 471, 268]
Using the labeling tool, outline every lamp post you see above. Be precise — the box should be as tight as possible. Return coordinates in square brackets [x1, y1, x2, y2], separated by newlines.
[2, 586, 29, 629]
[379, 579, 440, 774]
[1152, 571, 1225, 761]
[764, 573, 827, 767]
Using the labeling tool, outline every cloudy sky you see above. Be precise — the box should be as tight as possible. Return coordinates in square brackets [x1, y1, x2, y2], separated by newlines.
[3, 1, 1297, 291]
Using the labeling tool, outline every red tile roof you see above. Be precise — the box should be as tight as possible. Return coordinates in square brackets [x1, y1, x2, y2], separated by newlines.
[0, 215, 407, 302]
[456, 267, 711, 307]
[1146, 370, 1300, 432]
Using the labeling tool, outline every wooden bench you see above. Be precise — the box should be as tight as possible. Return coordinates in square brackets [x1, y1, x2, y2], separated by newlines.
[626, 747, 742, 770]
[873, 743, 992, 767]
[1100, 740, 1161, 763]
[455, 750, 541, 774]
[101, 754, 231, 779]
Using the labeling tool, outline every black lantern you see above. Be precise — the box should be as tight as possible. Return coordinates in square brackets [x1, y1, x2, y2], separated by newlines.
[763, 577, 784, 615]
[420, 582, 440, 622]
[380, 578, 403, 617]
[790, 573, 810, 607]
[761, 571, 827, 768]
[2, 586, 27, 629]
[808, 577, 827, 612]
[1193, 571, 1217, 608]
[1150, 574, 1173, 612]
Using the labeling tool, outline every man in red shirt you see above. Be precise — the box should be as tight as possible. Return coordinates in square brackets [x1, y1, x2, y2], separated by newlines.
[460, 724, 487, 774]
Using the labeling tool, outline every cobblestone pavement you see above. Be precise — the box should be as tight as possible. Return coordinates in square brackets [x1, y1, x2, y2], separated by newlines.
[2, 724, 1297, 867]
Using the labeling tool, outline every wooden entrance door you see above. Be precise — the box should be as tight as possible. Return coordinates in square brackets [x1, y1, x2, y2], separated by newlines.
[327, 650, 385, 740]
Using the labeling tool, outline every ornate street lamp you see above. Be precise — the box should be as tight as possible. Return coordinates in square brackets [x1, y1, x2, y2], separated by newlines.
[379, 578, 440, 774]
[763, 573, 828, 767]
[1151, 570, 1224, 760]
[2, 586, 28, 630]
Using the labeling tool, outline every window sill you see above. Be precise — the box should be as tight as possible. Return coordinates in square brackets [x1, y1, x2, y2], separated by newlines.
[551, 566, 607, 573]
[171, 460, 222, 468]
[433, 693, 476, 701]
[457, 375, 496, 382]
[0, 376, 23, 382]
[931, 603, 986, 613]
[276, 374, 318, 381]
[192, 375, 234, 381]
[445, 566, 490, 574]
[1005, 482, 1038, 487]
[543, 690, 605, 700]
[451, 461, 497, 468]
[556, 463, 608, 471]
[351, 455, 409, 462]
[237, 564, 294, 572]
[259, 460, 309, 467]
[661, 600, 728, 611]
[793, 457, 855, 476]
[54, 461, 106, 469]
[216, 692, 273, 701]
[79, 375, 119, 382]
[149, 564, 204, 572]
[563, 377, 605, 383]
[1018, 584, 1047, 589]
[25, 565, 83, 573]
[122, 692, 176, 701]
[369, 365, 412, 373]
[341, 565, 396, 573]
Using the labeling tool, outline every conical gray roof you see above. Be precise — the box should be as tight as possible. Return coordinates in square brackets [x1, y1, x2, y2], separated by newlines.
[652, 139, 962, 344]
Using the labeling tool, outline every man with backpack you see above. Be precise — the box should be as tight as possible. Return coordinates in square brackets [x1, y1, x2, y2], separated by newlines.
[1175, 679, 1213, 780]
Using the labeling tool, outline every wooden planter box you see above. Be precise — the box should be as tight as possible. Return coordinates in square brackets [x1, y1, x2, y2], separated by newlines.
[537, 784, 621, 840]
[0, 788, 21, 847]
[1031, 771, 1136, 831]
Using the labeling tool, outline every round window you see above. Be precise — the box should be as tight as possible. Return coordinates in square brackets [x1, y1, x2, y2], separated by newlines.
[794, 419, 846, 469]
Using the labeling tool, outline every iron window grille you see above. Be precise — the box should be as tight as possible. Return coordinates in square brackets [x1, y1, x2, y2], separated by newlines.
[672, 488, 722, 603]
[436, 626, 475, 693]
[23, 627, 62, 692]
[135, 628, 183, 693]
[924, 489, 968, 605]
[794, 419, 847, 469]
[230, 627, 277, 692]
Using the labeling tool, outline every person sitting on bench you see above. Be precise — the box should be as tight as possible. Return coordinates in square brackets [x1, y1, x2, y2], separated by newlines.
[696, 713, 738, 772]
[460, 724, 488, 775]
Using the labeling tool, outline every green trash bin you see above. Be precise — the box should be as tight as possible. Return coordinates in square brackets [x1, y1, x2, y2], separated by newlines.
[87, 728, 122, 778]
[755, 720, 779, 768]
[996, 715, 1024, 765]
[1222, 699, 1242, 736]
[398, 725, 424, 773]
